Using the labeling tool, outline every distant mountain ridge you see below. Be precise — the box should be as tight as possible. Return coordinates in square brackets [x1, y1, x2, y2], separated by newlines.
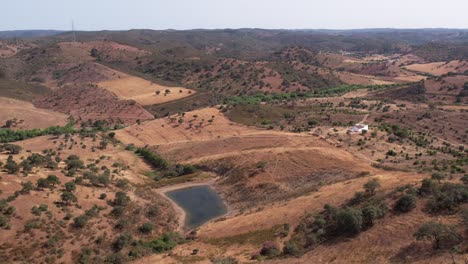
[0, 30, 65, 39]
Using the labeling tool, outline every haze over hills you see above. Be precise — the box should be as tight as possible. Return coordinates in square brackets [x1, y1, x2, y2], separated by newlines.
[0, 26, 467, 264]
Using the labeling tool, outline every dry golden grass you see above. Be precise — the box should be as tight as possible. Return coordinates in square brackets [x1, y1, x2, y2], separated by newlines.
[115, 107, 264, 146]
[0, 97, 68, 129]
[405, 60, 468, 76]
[336, 71, 394, 85]
[98, 75, 195, 106]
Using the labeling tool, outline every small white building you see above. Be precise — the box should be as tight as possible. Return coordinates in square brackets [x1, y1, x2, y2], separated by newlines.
[349, 124, 369, 133]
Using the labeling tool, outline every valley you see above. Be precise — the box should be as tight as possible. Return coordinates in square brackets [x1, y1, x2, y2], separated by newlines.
[0, 28, 466, 264]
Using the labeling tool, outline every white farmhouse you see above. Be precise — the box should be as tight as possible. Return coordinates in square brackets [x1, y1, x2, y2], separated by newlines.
[349, 124, 369, 133]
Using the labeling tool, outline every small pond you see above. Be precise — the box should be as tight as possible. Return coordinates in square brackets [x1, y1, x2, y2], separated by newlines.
[166, 185, 227, 229]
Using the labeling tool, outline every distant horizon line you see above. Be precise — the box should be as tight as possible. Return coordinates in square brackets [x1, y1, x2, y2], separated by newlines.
[1, 27, 468, 32]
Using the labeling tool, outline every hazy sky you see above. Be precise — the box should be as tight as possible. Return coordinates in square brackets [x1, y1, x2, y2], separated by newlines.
[2, 0, 467, 31]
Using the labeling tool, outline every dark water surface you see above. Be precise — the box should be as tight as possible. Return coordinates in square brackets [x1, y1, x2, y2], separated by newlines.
[166, 185, 227, 229]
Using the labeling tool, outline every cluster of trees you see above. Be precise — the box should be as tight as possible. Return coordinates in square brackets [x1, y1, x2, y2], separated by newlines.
[2, 152, 58, 176]
[135, 148, 196, 180]
[225, 83, 403, 105]
[0, 119, 122, 144]
[286, 179, 388, 256]
[0, 143, 22, 154]
[36, 175, 61, 190]
[0, 199, 15, 229]
[0, 125, 75, 143]
[73, 205, 103, 228]
[135, 148, 168, 170]
[419, 177, 468, 214]
[283, 175, 467, 258]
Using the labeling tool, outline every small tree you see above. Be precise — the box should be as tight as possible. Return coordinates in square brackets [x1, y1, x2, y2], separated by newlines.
[336, 207, 363, 235]
[363, 179, 381, 196]
[20, 181, 34, 194]
[73, 215, 89, 228]
[260, 241, 280, 257]
[419, 178, 438, 197]
[90, 48, 99, 58]
[4, 156, 19, 174]
[64, 182, 76, 192]
[61, 191, 77, 206]
[139, 222, 154, 234]
[113, 192, 130, 207]
[283, 241, 301, 256]
[394, 194, 417, 213]
[46, 175, 61, 188]
[36, 178, 50, 189]
[112, 233, 133, 251]
[414, 221, 462, 249]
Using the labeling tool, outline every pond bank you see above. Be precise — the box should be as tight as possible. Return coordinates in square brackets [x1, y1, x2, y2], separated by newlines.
[156, 180, 230, 232]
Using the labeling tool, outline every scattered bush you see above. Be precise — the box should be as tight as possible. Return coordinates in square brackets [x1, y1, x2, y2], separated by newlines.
[139, 222, 154, 234]
[414, 221, 462, 249]
[260, 241, 280, 258]
[363, 179, 381, 196]
[73, 215, 89, 228]
[336, 207, 363, 235]
[394, 194, 417, 213]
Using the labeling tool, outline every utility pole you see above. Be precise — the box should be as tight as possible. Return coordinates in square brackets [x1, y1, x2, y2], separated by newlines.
[72, 20, 76, 42]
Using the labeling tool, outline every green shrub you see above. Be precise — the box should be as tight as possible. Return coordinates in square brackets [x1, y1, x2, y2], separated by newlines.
[139, 222, 154, 234]
[73, 215, 89, 228]
[283, 241, 301, 256]
[112, 192, 130, 207]
[140, 232, 181, 253]
[113, 233, 133, 251]
[336, 207, 363, 235]
[260, 241, 280, 257]
[426, 183, 468, 214]
[419, 178, 438, 197]
[363, 179, 381, 196]
[394, 194, 417, 213]
[414, 221, 462, 249]
[135, 148, 168, 169]
[64, 182, 76, 192]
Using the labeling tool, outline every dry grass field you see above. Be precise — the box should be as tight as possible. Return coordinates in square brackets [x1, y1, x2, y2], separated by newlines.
[405, 60, 468, 76]
[0, 97, 68, 129]
[98, 75, 195, 106]
[115, 107, 261, 146]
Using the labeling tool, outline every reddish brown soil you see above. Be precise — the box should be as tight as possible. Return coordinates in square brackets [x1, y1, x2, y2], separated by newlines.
[33, 85, 154, 125]
[58, 41, 150, 62]
[405, 60, 468, 76]
[31, 62, 124, 88]
[424, 75, 468, 104]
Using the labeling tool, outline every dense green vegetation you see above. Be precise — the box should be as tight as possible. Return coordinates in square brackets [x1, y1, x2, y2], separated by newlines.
[135, 148, 196, 181]
[0, 120, 124, 143]
[225, 83, 402, 105]
[0, 125, 75, 143]
[135, 148, 169, 170]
